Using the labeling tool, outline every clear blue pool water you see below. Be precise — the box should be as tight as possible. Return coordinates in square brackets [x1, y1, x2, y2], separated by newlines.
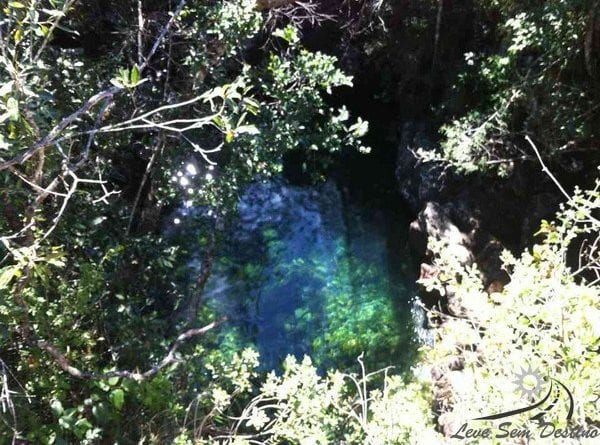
[200, 179, 424, 372]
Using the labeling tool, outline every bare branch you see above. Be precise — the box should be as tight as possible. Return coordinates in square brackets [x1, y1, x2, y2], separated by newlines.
[102, 93, 216, 132]
[137, 0, 145, 66]
[256, 0, 297, 10]
[140, 0, 187, 71]
[10, 263, 226, 382]
[0, 359, 19, 445]
[7, 166, 68, 198]
[33, 0, 77, 63]
[36, 317, 226, 381]
[525, 135, 571, 201]
[264, 1, 335, 29]
[91, 170, 121, 204]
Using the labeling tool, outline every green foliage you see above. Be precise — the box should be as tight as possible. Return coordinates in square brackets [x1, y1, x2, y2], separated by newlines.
[297, 246, 415, 370]
[199, 24, 370, 209]
[0, 0, 371, 442]
[419, 179, 600, 441]
[110, 64, 145, 88]
[177, 354, 439, 445]
[433, 0, 599, 175]
[3, 1, 599, 443]
[205, 197, 417, 374]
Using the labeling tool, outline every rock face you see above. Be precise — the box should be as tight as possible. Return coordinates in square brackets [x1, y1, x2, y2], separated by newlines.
[409, 202, 473, 265]
[396, 120, 564, 296]
[396, 121, 447, 210]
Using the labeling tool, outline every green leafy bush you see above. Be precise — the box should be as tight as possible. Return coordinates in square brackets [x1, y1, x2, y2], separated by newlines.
[432, 0, 599, 175]
[0, 2, 368, 442]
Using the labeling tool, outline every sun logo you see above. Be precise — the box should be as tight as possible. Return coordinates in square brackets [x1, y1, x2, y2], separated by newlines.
[513, 365, 545, 401]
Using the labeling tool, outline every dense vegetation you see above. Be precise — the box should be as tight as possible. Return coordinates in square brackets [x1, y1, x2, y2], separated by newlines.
[0, 0, 599, 443]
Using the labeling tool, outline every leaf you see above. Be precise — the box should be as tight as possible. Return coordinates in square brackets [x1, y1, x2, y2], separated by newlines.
[38, 24, 49, 37]
[118, 68, 129, 83]
[54, 23, 79, 36]
[273, 25, 299, 44]
[225, 130, 235, 143]
[41, 8, 65, 17]
[0, 134, 10, 149]
[130, 64, 141, 86]
[0, 266, 18, 289]
[107, 376, 119, 386]
[0, 81, 14, 97]
[50, 399, 64, 417]
[9, 2, 26, 9]
[349, 118, 369, 138]
[6, 97, 19, 121]
[92, 402, 110, 422]
[212, 115, 225, 129]
[58, 417, 72, 430]
[110, 389, 125, 410]
[243, 97, 260, 114]
[74, 418, 93, 435]
[46, 257, 65, 268]
[13, 28, 23, 44]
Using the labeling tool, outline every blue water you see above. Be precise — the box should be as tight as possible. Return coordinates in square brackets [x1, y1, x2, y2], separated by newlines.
[201, 179, 424, 371]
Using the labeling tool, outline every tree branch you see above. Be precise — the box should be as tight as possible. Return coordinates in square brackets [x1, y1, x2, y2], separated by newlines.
[126, 134, 165, 235]
[0, 0, 188, 173]
[525, 135, 571, 201]
[36, 317, 226, 381]
[0, 88, 118, 172]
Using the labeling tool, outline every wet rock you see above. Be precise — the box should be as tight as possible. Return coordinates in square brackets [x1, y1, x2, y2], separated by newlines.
[395, 121, 573, 441]
[446, 355, 465, 371]
[409, 202, 474, 265]
[432, 375, 455, 414]
[486, 280, 504, 294]
[431, 365, 444, 381]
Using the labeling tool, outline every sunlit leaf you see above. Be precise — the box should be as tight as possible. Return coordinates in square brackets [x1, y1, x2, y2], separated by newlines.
[110, 389, 125, 410]
[130, 64, 141, 86]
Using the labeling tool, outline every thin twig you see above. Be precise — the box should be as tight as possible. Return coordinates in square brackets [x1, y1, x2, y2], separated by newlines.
[33, 0, 77, 62]
[0, 88, 118, 172]
[137, 0, 145, 66]
[126, 135, 164, 235]
[525, 135, 571, 201]
[140, 0, 187, 71]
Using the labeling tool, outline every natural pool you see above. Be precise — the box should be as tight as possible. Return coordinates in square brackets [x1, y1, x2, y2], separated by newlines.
[197, 179, 425, 372]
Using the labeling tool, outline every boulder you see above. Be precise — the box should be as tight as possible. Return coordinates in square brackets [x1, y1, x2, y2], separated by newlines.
[409, 202, 474, 265]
